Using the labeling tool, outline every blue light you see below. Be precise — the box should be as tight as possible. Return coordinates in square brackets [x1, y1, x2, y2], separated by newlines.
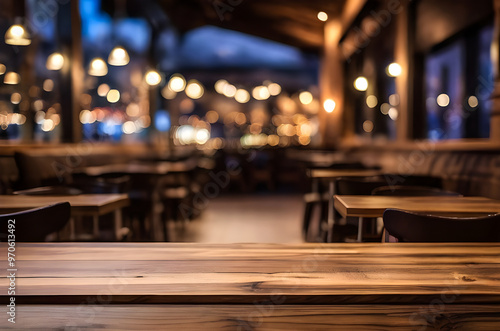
[155, 110, 171, 132]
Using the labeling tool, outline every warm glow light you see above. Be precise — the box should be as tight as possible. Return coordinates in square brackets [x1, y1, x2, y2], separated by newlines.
[235, 89, 250, 103]
[185, 80, 204, 99]
[88, 58, 108, 76]
[206, 110, 219, 123]
[363, 120, 374, 133]
[4, 72, 20, 85]
[41, 119, 55, 132]
[468, 96, 479, 108]
[215, 79, 228, 94]
[79, 110, 96, 124]
[43, 79, 54, 92]
[145, 70, 161, 86]
[107, 89, 120, 103]
[389, 94, 400, 106]
[10, 93, 21, 105]
[33, 100, 44, 111]
[268, 135, 280, 146]
[366, 95, 378, 108]
[235, 113, 247, 125]
[126, 103, 141, 117]
[317, 11, 328, 22]
[223, 84, 237, 98]
[0, 64, 5, 75]
[388, 107, 398, 120]
[268, 83, 281, 96]
[298, 135, 311, 145]
[97, 84, 110, 97]
[323, 99, 336, 113]
[122, 121, 136, 134]
[161, 85, 177, 99]
[380, 103, 390, 115]
[354, 77, 368, 91]
[387, 63, 402, 77]
[195, 129, 210, 144]
[168, 74, 186, 92]
[46, 53, 64, 70]
[299, 91, 313, 105]
[252, 86, 270, 100]
[5, 24, 31, 46]
[437, 94, 450, 107]
[108, 46, 129, 66]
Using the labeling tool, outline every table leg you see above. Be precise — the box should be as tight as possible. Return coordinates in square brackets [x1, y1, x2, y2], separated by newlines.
[114, 209, 123, 241]
[327, 180, 335, 242]
[93, 215, 99, 238]
[69, 217, 75, 241]
[357, 217, 364, 242]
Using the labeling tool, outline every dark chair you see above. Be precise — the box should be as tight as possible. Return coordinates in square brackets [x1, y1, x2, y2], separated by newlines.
[303, 162, 375, 242]
[380, 174, 443, 189]
[383, 209, 500, 242]
[372, 185, 461, 197]
[0, 202, 71, 242]
[337, 177, 388, 196]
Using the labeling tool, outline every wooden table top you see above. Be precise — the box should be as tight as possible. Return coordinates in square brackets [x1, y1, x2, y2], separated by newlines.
[5, 304, 500, 330]
[0, 194, 129, 215]
[334, 195, 500, 218]
[2, 242, 500, 305]
[77, 160, 197, 176]
[309, 169, 381, 179]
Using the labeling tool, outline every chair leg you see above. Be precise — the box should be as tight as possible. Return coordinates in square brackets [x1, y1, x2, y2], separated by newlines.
[357, 217, 364, 242]
[302, 201, 313, 239]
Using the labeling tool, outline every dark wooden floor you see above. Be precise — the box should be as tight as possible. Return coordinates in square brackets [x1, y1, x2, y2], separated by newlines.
[168, 194, 304, 243]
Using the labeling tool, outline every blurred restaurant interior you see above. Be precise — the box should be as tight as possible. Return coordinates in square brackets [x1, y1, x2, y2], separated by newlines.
[1, 0, 500, 329]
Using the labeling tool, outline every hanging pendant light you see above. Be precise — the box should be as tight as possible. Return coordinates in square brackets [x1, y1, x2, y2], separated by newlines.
[108, 46, 129, 66]
[88, 58, 108, 76]
[5, 23, 31, 46]
[4, 72, 20, 84]
[46, 52, 64, 71]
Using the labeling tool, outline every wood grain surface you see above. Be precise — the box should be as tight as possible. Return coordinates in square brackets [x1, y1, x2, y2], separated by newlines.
[1, 304, 499, 330]
[1, 243, 499, 305]
[334, 195, 500, 218]
[309, 169, 381, 179]
[0, 194, 129, 215]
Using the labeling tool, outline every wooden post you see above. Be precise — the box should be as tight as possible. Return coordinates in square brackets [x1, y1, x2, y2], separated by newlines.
[394, 0, 413, 142]
[58, 0, 83, 143]
[490, 0, 500, 141]
[319, 20, 344, 148]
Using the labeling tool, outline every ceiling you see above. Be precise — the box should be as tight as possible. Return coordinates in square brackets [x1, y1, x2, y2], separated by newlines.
[102, 0, 347, 53]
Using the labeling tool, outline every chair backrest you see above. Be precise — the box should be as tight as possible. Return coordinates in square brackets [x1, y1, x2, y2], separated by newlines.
[337, 177, 388, 195]
[0, 202, 71, 242]
[383, 208, 500, 242]
[372, 185, 461, 197]
[381, 174, 443, 189]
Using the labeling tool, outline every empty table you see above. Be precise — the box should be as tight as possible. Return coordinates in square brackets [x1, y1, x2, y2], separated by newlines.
[0, 194, 129, 240]
[309, 168, 381, 242]
[334, 195, 500, 218]
[0, 242, 499, 329]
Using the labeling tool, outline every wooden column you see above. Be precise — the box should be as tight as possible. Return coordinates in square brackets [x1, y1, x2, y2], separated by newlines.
[491, 0, 500, 141]
[319, 20, 344, 148]
[58, 0, 83, 142]
[394, 0, 413, 142]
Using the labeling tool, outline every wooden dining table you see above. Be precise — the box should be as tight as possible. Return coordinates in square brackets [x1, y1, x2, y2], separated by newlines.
[0, 242, 499, 329]
[0, 194, 129, 240]
[308, 169, 381, 242]
[334, 195, 500, 242]
[334, 195, 500, 218]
